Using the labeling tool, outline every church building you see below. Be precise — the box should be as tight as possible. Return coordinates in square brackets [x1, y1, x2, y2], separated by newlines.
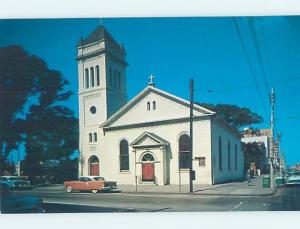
[77, 26, 244, 186]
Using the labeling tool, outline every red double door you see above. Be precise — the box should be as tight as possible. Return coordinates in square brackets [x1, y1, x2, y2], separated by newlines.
[90, 163, 99, 176]
[142, 163, 155, 181]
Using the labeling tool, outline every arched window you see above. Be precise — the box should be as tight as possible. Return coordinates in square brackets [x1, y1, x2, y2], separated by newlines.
[114, 70, 117, 89]
[94, 133, 97, 142]
[142, 153, 154, 162]
[219, 136, 222, 170]
[228, 140, 231, 170]
[85, 68, 89, 88]
[89, 133, 93, 143]
[96, 65, 100, 86]
[109, 67, 113, 87]
[234, 144, 238, 170]
[118, 72, 121, 91]
[147, 102, 151, 111]
[90, 67, 95, 87]
[120, 140, 129, 171]
[89, 155, 99, 176]
[179, 134, 190, 169]
[153, 101, 156, 110]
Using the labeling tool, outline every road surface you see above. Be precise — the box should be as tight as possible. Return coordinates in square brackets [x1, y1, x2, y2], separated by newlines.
[11, 185, 300, 213]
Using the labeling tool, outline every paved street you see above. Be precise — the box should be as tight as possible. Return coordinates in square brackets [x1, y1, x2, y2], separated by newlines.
[12, 184, 300, 213]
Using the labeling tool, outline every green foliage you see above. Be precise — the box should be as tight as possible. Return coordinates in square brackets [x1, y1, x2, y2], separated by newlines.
[0, 45, 78, 178]
[197, 103, 263, 129]
[0, 45, 48, 159]
[242, 142, 265, 170]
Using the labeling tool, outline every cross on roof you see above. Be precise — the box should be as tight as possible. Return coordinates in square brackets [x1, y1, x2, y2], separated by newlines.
[148, 74, 155, 87]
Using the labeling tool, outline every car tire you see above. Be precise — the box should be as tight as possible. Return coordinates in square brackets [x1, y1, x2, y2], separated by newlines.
[66, 186, 73, 193]
[91, 189, 98, 194]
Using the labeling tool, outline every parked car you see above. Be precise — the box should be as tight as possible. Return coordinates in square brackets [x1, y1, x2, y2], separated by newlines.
[1, 183, 44, 213]
[285, 171, 300, 185]
[63, 176, 118, 193]
[0, 176, 31, 190]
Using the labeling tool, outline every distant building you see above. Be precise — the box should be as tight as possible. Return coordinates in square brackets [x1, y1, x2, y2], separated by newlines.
[241, 128, 271, 171]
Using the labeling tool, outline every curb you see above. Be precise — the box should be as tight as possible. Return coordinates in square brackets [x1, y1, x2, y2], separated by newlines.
[28, 183, 279, 197]
[118, 187, 278, 197]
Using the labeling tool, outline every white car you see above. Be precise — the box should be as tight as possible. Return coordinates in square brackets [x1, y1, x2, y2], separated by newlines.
[285, 171, 300, 185]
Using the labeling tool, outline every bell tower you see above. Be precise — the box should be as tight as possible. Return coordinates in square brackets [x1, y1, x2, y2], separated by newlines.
[77, 26, 128, 176]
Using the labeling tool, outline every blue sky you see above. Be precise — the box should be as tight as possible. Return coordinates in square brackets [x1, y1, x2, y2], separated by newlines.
[0, 17, 299, 166]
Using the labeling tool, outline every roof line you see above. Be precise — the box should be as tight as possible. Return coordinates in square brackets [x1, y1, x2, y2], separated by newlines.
[101, 85, 215, 127]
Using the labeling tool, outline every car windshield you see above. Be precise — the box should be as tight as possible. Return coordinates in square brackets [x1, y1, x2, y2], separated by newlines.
[9, 177, 24, 181]
[286, 171, 300, 176]
[93, 177, 105, 181]
[79, 177, 92, 182]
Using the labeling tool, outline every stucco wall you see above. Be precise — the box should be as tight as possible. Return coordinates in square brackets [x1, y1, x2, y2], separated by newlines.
[81, 118, 213, 185]
[211, 119, 244, 184]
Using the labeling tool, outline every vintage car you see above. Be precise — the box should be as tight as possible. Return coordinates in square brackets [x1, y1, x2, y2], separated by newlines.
[63, 176, 118, 193]
[285, 171, 300, 185]
[1, 183, 44, 213]
[0, 176, 31, 190]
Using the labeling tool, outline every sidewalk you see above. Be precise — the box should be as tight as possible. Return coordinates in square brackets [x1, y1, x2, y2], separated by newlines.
[118, 176, 277, 196]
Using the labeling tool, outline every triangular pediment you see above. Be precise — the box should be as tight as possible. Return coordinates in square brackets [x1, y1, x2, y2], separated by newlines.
[101, 86, 214, 128]
[131, 132, 169, 148]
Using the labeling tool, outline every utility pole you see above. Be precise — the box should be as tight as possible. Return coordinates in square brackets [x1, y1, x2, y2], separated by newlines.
[270, 88, 275, 188]
[277, 132, 282, 174]
[189, 79, 194, 193]
[17, 149, 21, 176]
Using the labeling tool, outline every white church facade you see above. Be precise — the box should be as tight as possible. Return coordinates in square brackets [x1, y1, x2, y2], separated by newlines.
[77, 26, 244, 186]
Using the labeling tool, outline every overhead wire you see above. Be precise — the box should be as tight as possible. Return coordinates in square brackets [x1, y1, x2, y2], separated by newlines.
[248, 17, 270, 96]
[205, 76, 300, 93]
[232, 17, 268, 116]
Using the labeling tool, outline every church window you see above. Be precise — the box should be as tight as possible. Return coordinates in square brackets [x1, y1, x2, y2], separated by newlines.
[153, 101, 156, 110]
[89, 133, 92, 143]
[219, 136, 222, 170]
[179, 134, 190, 169]
[147, 102, 151, 111]
[118, 72, 121, 91]
[96, 65, 100, 86]
[85, 68, 89, 88]
[228, 140, 231, 170]
[90, 106, 97, 114]
[94, 133, 97, 142]
[109, 67, 113, 87]
[234, 144, 238, 170]
[142, 153, 154, 161]
[90, 67, 95, 87]
[114, 70, 117, 89]
[120, 140, 129, 171]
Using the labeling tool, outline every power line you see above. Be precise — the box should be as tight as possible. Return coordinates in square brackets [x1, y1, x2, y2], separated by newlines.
[276, 115, 300, 121]
[232, 17, 268, 116]
[205, 76, 300, 93]
[248, 17, 270, 96]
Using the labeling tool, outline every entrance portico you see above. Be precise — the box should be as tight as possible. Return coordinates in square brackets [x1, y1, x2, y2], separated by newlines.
[131, 132, 169, 186]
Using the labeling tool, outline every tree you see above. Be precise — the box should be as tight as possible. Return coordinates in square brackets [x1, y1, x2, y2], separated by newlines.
[197, 103, 263, 129]
[0, 45, 48, 174]
[0, 45, 78, 178]
[242, 142, 265, 171]
[21, 66, 78, 181]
